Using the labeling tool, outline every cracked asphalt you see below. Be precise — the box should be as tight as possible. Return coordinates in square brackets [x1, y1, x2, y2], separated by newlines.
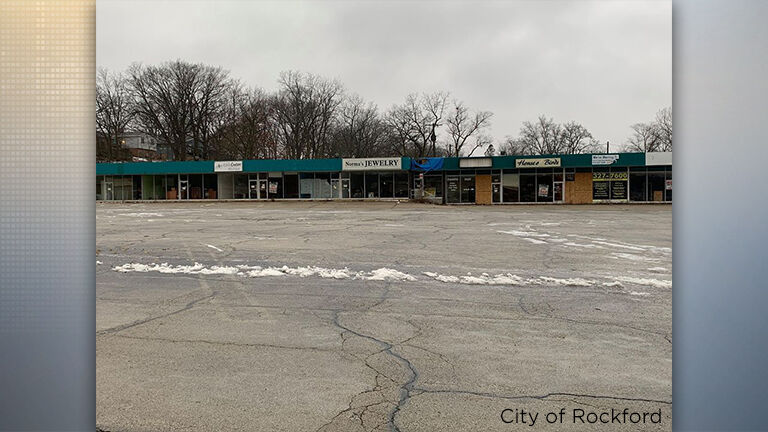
[96, 201, 672, 431]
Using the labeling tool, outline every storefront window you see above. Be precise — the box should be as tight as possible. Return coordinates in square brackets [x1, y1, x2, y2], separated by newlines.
[502, 173, 519, 203]
[283, 174, 299, 199]
[350, 173, 364, 198]
[629, 169, 646, 201]
[395, 172, 409, 198]
[234, 174, 248, 199]
[423, 175, 442, 198]
[446, 176, 460, 203]
[203, 174, 217, 199]
[647, 169, 665, 202]
[165, 175, 177, 199]
[665, 168, 672, 201]
[380, 172, 394, 198]
[299, 173, 313, 198]
[609, 169, 628, 200]
[96, 176, 103, 200]
[269, 176, 283, 198]
[536, 173, 553, 202]
[140, 175, 153, 200]
[364, 173, 379, 198]
[520, 174, 536, 202]
[315, 173, 332, 198]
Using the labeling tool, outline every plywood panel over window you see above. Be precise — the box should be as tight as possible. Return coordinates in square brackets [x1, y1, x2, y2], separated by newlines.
[565, 172, 592, 204]
[476, 175, 492, 205]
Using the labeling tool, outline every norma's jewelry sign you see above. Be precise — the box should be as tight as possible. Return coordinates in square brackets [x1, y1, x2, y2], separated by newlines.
[515, 158, 561, 168]
[342, 157, 402, 171]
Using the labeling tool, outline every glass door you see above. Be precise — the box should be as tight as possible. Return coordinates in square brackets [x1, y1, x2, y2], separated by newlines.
[258, 179, 268, 199]
[178, 180, 189, 200]
[331, 178, 340, 198]
[341, 178, 350, 198]
[553, 182, 564, 202]
[104, 182, 113, 200]
[249, 179, 259, 199]
[492, 173, 501, 203]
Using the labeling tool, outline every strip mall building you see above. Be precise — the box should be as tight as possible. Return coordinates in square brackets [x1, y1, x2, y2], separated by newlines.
[96, 152, 672, 204]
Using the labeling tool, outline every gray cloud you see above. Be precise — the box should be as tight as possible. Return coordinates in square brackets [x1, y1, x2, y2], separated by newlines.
[97, 0, 670, 148]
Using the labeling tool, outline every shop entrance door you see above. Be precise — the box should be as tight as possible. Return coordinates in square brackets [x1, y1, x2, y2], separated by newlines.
[331, 178, 340, 198]
[249, 179, 259, 199]
[104, 182, 113, 200]
[258, 179, 268, 199]
[341, 178, 350, 198]
[178, 180, 189, 200]
[554, 182, 564, 202]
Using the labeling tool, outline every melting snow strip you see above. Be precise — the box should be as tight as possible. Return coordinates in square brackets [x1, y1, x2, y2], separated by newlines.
[112, 262, 670, 290]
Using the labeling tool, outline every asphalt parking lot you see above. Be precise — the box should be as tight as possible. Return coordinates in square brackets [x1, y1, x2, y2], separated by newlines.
[96, 201, 672, 431]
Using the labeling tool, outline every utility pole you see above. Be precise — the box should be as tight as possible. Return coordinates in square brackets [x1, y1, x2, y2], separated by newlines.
[606, 141, 610, 153]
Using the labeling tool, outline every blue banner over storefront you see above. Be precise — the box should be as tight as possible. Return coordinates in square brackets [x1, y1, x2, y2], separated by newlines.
[410, 157, 444, 172]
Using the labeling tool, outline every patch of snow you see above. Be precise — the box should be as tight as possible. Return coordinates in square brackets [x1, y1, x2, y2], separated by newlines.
[609, 253, 659, 262]
[591, 241, 646, 251]
[602, 281, 623, 287]
[118, 212, 163, 217]
[96, 260, 103, 265]
[497, 230, 550, 238]
[617, 276, 672, 289]
[647, 267, 668, 273]
[537, 276, 594, 287]
[629, 291, 650, 296]
[206, 244, 223, 252]
[361, 268, 416, 282]
[521, 238, 547, 245]
[564, 242, 603, 249]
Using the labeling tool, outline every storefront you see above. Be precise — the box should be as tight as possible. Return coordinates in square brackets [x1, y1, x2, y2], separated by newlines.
[97, 152, 671, 204]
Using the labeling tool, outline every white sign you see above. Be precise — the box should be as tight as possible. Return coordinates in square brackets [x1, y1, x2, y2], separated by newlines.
[515, 158, 561, 168]
[459, 157, 492, 168]
[342, 157, 401, 171]
[646, 151, 672, 166]
[666, 179, 672, 190]
[214, 161, 243, 172]
[592, 154, 620, 165]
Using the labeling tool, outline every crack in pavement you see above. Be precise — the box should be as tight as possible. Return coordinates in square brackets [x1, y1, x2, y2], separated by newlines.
[518, 295, 672, 345]
[96, 292, 215, 336]
[110, 333, 336, 352]
[410, 388, 672, 405]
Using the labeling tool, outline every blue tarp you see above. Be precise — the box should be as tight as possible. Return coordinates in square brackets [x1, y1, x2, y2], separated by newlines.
[410, 157, 444, 172]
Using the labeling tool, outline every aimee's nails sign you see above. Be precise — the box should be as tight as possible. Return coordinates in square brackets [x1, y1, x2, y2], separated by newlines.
[515, 158, 561, 168]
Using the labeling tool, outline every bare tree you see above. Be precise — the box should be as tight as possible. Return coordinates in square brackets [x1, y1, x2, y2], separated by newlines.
[445, 99, 493, 157]
[188, 65, 233, 159]
[654, 107, 672, 151]
[128, 60, 200, 161]
[270, 71, 344, 159]
[498, 137, 531, 156]
[517, 115, 564, 155]
[386, 92, 449, 157]
[332, 94, 389, 157]
[213, 85, 275, 160]
[625, 121, 661, 152]
[96, 68, 134, 161]
[624, 107, 672, 152]
[559, 121, 595, 154]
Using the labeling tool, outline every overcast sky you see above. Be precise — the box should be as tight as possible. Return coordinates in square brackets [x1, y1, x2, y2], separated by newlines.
[97, 0, 671, 150]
